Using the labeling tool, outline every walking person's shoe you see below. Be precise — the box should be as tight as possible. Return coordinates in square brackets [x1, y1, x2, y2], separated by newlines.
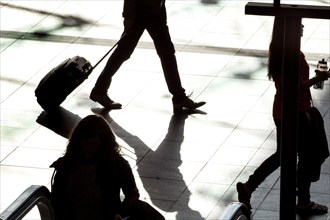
[90, 90, 122, 109]
[236, 182, 252, 211]
[296, 201, 328, 215]
[173, 97, 206, 113]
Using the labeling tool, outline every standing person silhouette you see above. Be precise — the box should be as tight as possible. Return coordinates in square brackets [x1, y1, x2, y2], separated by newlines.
[50, 115, 165, 220]
[236, 17, 329, 216]
[90, 0, 206, 113]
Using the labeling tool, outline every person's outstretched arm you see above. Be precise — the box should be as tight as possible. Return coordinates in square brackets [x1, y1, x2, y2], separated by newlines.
[301, 69, 329, 89]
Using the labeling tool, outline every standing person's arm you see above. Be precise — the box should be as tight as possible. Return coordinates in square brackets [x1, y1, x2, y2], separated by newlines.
[299, 54, 329, 90]
[300, 69, 329, 89]
[308, 70, 329, 87]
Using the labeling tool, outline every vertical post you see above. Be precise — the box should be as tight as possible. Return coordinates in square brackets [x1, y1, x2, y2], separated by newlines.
[274, 0, 280, 7]
[280, 17, 302, 220]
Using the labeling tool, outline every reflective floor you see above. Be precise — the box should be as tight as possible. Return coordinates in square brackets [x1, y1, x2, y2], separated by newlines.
[1, 1, 329, 219]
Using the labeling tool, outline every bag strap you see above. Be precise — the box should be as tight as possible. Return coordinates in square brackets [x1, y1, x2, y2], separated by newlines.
[50, 169, 57, 191]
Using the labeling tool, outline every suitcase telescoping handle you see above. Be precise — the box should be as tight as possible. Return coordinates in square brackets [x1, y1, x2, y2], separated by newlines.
[89, 32, 128, 74]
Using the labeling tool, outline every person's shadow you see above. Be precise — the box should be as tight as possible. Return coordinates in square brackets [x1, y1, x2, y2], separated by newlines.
[93, 108, 205, 219]
[36, 107, 81, 139]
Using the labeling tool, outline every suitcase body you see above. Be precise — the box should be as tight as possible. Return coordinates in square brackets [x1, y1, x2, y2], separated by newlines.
[35, 56, 93, 112]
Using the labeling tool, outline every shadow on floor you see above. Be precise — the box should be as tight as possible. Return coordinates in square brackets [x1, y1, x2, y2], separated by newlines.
[36, 107, 81, 139]
[93, 108, 206, 219]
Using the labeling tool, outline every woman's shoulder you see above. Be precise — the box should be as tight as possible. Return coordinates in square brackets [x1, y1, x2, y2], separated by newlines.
[50, 156, 65, 169]
[111, 155, 130, 166]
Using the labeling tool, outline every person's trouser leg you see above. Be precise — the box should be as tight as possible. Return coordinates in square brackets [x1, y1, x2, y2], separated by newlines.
[246, 152, 281, 191]
[297, 113, 312, 204]
[92, 28, 144, 95]
[246, 119, 282, 191]
[297, 160, 311, 204]
[146, 14, 186, 103]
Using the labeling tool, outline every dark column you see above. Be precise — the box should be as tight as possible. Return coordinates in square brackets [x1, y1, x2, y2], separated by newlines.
[274, 0, 280, 7]
[280, 17, 302, 220]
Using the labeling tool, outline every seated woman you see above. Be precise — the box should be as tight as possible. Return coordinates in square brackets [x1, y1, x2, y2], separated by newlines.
[50, 114, 164, 220]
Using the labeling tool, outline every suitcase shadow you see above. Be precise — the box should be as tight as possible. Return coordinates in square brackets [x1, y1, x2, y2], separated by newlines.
[36, 107, 81, 139]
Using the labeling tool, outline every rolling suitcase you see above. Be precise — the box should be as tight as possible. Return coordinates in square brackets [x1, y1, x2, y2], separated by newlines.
[35, 33, 126, 112]
[35, 56, 92, 112]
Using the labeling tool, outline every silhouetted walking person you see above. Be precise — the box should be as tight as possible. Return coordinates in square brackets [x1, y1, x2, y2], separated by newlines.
[236, 17, 329, 216]
[90, 0, 206, 113]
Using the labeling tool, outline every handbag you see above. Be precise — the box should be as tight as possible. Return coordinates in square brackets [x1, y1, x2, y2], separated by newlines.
[124, 200, 165, 220]
[304, 105, 329, 181]
[308, 106, 329, 161]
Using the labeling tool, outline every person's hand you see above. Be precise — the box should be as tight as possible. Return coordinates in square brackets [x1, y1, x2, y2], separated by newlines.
[124, 18, 134, 33]
[315, 69, 330, 81]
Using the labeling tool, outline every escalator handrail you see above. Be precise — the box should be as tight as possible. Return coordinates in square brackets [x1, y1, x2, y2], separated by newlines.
[0, 185, 54, 220]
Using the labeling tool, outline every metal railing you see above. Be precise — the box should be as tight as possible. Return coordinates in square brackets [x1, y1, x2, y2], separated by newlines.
[219, 202, 250, 220]
[0, 185, 54, 220]
[1, 186, 250, 220]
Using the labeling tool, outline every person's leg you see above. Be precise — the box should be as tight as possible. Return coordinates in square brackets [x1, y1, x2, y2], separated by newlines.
[246, 152, 281, 190]
[90, 27, 144, 108]
[249, 119, 282, 188]
[146, 14, 185, 101]
[296, 161, 311, 205]
[296, 113, 312, 205]
[237, 119, 281, 210]
[146, 12, 205, 112]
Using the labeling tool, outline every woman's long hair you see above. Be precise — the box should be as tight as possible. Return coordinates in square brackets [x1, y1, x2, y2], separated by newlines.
[268, 17, 285, 81]
[64, 114, 121, 164]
